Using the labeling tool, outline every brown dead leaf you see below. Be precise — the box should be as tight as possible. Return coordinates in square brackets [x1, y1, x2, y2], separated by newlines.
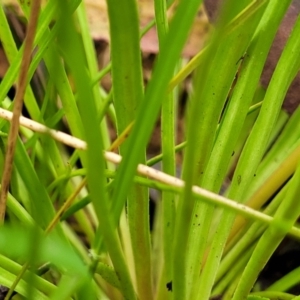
[2, 0, 210, 57]
[86, 0, 210, 57]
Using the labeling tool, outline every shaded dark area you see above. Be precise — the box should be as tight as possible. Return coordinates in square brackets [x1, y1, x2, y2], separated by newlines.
[257, 237, 300, 294]
[0, 285, 16, 300]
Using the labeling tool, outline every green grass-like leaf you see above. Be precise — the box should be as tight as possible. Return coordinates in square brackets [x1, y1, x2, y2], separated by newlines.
[0, 0, 299, 299]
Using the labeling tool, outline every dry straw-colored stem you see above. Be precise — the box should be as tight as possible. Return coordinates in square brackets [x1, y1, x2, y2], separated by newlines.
[1, 106, 300, 240]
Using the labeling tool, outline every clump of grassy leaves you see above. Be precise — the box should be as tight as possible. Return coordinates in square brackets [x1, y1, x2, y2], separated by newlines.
[0, 0, 299, 299]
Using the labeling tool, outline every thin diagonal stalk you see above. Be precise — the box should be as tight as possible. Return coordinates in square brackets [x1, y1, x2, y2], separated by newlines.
[0, 0, 41, 222]
[1, 108, 300, 239]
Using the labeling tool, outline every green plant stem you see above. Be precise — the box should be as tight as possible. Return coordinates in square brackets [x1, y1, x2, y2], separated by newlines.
[101, 0, 203, 298]
[76, 3, 111, 151]
[105, 0, 152, 298]
[154, 0, 176, 295]
[228, 0, 297, 217]
[229, 136, 300, 242]
[182, 1, 269, 298]
[5, 263, 30, 300]
[145, 99, 262, 168]
[216, 184, 286, 288]
[56, 1, 136, 298]
[213, 248, 252, 296]
[91, 20, 154, 87]
[233, 96, 300, 300]
[168, 0, 269, 92]
[243, 104, 300, 201]
[187, 1, 292, 299]
[74, 1, 113, 245]
[233, 13, 300, 300]
[266, 265, 300, 293]
[250, 291, 296, 300]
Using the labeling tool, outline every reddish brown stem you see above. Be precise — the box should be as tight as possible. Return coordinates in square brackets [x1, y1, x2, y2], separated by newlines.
[0, 0, 41, 223]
